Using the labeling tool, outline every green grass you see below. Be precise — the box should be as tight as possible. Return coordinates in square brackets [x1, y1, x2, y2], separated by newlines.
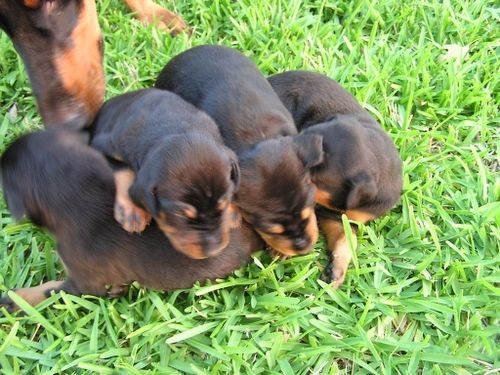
[1, 0, 499, 373]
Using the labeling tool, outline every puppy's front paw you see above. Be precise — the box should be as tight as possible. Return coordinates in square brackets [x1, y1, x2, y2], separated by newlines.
[114, 199, 152, 233]
[0, 295, 18, 313]
[106, 285, 129, 298]
[321, 260, 347, 289]
[268, 248, 290, 260]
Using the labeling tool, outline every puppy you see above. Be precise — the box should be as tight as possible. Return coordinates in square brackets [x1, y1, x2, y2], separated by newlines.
[155, 45, 323, 257]
[0, 130, 263, 312]
[268, 71, 403, 287]
[90, 89, 241, 259]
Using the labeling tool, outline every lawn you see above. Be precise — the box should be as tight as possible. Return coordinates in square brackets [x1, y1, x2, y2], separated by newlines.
[0, 0, 499, 373]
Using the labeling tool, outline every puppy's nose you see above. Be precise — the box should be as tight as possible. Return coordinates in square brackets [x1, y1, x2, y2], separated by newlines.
[293, 237, 310, 251]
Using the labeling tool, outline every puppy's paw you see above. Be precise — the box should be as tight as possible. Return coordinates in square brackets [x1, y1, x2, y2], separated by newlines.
[268, 248, 290, 260]
[321, 261, 347, 289]
[114, 199, 152, 233]
[106, 285, 129, 298]
[0, 295, 19, 313]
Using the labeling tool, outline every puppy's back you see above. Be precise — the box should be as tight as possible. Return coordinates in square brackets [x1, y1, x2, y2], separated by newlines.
[268, 70, 372, 130]
[156, 45, 295, 151]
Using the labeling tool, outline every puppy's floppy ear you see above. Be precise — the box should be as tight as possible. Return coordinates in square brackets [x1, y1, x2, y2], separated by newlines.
[227, 150, 241, 189]
[128, 181, 158, 216]
[346, 173, 378, 209]
[293, 133, 324, 168]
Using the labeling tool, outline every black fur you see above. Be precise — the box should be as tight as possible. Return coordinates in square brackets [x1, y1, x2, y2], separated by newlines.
[155, 45, 322, 256]
[0, 130, 263, 309]
[90, 89, 240, 259]
[268, 70, 403, 218]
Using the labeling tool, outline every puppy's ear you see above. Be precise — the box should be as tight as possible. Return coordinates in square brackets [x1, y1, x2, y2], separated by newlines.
[346, 173, 378, 209]
[293, 133, 324, 168]
[228, 151, 241, 189]
[128, 182, 158, 216]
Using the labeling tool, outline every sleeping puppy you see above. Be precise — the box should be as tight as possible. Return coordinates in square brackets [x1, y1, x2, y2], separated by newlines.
[0, 130, 263, 312]
[155, 45, 323, 257]
[90, 89, 241, 259]
[268, 70, 403, 288]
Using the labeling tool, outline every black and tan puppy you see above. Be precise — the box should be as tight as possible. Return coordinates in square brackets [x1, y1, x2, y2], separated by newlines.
[90, 89, 241, 259]
[268, 71, 403, 288]
[0, 130, 263, 312]
[155, 45, 323, 257]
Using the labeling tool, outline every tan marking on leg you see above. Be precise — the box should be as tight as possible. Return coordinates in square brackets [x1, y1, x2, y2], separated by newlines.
[228, 203, 242, 229]
[54, 0, 105, 124]
[114, 169, 152, 233]
[346, 209, 375, 223]
[306, 211, 319, 247]
[315, 189, 334, 209]
[319, 219, 357, 289]
[123, 0, 188, 35]
[11, 280, 65, 308]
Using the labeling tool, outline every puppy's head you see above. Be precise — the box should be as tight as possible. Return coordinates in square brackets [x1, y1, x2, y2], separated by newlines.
[129, 134, 240, 259]
[236, 133, 323, 256]
[303, 114, 403, 221]
[1, 130, 113, 230]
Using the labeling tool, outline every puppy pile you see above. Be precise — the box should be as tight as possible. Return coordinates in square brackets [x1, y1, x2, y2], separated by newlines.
[0, 45, 402, 311]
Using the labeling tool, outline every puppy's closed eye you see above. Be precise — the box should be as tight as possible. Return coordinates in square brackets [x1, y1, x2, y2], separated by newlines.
[159, 199, 197, 220]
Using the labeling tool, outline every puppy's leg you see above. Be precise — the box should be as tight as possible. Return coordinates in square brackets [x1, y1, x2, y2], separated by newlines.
[122, 0, 188, 35]
[0, 279, 81, 313]
[319, 210, 374, 288]
[106, 284, 129, 298]
[114, 168, 152, 233]
[319, 218, 357, 289]
[0, 278, 125, 313]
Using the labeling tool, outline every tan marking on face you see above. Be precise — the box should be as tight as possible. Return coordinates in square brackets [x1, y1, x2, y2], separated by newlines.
[301, 207, 313, 221]
[346, 210, 375, 224]
[256, 213, 318, 256]
[315, 189, 334, 209]
[256, 231, 296, 256]
[10, 280, 65, 309]
[157, 217, 229, 259]
[54, 0, 105, 124]
[217, 199, 229, 211]
[183, 205, 197, 219]
[318, 218, 358, 289]
[23, 0, 39, 8]
[267, 224, 285, 235]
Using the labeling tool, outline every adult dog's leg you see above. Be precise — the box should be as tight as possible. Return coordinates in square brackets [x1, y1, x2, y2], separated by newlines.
[123, 0, 188, 35]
